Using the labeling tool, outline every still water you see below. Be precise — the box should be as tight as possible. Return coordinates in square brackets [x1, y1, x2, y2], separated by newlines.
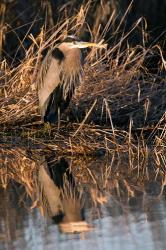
[1, 181, 166, 249]
[0, 146, 166, 250]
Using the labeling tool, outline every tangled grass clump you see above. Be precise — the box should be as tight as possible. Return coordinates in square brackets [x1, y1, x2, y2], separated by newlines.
[0, 3, 165, 155]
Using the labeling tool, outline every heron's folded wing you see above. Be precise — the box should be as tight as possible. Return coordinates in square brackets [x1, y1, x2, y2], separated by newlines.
[38, 52, 61, 118]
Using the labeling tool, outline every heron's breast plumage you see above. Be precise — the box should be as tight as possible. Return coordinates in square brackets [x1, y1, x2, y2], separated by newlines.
[59, 46, 83, 99]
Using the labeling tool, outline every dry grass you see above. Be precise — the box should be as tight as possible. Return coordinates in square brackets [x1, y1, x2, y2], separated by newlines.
[0, 3, 165, 162]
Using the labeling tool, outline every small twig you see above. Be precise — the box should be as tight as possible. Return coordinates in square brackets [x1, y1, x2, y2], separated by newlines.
[72, 98, 97, 137]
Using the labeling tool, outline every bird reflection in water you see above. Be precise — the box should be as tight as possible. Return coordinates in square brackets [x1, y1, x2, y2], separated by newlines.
[36, 155, 92, 233]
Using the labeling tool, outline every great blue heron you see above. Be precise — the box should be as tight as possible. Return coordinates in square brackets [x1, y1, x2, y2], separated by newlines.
[38, 35, 105, 123]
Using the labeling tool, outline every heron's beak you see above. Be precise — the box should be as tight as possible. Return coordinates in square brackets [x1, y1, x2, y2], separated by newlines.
[73, 41, 107, 49]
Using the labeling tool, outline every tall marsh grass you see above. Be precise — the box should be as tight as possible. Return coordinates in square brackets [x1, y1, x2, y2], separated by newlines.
[0, 1, 165, 156]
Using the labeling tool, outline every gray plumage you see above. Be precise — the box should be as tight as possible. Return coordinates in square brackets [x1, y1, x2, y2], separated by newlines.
[38, 36, 83, 123]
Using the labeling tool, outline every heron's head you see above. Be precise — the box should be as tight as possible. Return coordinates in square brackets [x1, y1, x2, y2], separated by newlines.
[61, 35, 107, 50]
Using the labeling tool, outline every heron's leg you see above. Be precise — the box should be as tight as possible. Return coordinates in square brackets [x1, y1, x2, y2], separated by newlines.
[70, 104, 82, 122]
[57, 107, 61, 130]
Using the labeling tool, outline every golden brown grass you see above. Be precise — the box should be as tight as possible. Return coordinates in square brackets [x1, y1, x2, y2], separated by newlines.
[0, 3, 165, 160]
[0, 3, 165, 123]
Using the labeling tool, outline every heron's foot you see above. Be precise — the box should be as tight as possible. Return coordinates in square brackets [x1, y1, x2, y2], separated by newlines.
[43, 122, 52, 135]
